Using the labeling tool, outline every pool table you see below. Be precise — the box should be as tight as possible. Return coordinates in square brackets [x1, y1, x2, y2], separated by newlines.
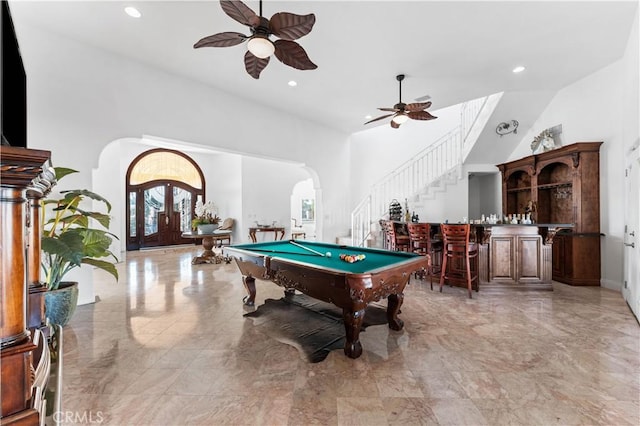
[223, 240, 430, 359]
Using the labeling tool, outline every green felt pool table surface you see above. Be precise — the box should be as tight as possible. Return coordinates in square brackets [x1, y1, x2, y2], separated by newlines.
[227, 240, 422, 274]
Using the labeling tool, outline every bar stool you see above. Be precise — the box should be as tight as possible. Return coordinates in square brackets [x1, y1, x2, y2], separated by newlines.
[381, 220, 410, 251]
[407, 223, 442, 289]
[439, 223, 479, 298]
[379, 220, 393, 250]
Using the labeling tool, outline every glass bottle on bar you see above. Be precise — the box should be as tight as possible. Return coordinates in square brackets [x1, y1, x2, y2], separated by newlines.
[404, 199, 410, 222]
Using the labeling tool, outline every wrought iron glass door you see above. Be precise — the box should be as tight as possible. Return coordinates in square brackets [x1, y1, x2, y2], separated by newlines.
[126, 149, 205, 251]
[127, 182, 196, 250]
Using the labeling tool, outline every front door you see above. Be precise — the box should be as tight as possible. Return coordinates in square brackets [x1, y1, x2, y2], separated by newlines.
[623, 147, 639, 320]
[128, 182, 194, 250]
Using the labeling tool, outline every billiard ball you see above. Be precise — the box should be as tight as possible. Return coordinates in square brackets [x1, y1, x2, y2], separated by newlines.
[325, 252, 332, 258]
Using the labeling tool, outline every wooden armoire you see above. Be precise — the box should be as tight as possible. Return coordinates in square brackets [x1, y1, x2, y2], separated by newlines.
[497, 142, 603, 286]
[1, 146, 54, 425]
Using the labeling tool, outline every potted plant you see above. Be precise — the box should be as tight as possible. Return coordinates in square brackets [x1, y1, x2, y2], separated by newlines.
[41, 167, 119, 326]
[191, 199, 220, 233]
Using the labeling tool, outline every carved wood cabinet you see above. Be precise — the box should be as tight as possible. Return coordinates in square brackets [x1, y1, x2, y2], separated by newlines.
[497, 142, 602, 286]
[1, 146, 53, 425]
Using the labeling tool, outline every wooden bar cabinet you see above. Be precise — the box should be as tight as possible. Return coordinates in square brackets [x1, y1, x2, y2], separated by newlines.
[497, 142, 603, 286]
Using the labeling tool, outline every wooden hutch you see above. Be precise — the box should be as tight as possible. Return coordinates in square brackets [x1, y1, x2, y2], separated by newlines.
[1, 146, 54, 425]
[497, 142, 603, 286]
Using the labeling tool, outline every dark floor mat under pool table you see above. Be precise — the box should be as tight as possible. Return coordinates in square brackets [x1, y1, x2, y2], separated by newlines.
[243, 293, 388, 363]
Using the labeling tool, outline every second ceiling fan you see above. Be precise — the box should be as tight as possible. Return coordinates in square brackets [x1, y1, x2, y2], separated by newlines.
[365, 75, 437, 129]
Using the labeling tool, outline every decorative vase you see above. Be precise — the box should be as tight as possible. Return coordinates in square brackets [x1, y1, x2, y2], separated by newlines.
[44, 281, 79, 327]
[197, 224, 218, 234]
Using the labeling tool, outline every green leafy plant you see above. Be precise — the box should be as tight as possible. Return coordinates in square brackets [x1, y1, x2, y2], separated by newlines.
[41, 167, 119, 290]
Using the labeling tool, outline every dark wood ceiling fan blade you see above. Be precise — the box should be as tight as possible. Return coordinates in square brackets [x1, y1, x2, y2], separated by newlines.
[273, 40, 317, 70]
[194, 32, 248, 48]
[364, 113, 394, 125]
[269, 12, 316, 40]
[405, 101, 432, 112]
[220, 0, 260, 27]
[244, 51, 270, 79]
[408, 110, 438, 121]
[390, 120, 400, 129]
[378, 107, 398, 112]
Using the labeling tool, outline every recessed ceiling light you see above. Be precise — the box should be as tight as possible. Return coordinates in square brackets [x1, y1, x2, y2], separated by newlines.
[125, 6, 142, 18]
[512, 66, 525, 73]
[365, 115, 372, 120]
[288, 80, 297, 87]
[414, 94, 431, 102]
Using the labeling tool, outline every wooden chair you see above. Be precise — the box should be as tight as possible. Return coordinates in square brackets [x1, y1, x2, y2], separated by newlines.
[211, 218, 234, 247]
[291, 218, 306, 239]
[407, 222, 442, 289]
[439, 223, 479, 298]
[383, 220, 410, 252]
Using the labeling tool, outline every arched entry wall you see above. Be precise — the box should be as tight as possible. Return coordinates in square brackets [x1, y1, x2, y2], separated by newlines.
[94, 136, 323, 258]
[125, 148, 205, 250]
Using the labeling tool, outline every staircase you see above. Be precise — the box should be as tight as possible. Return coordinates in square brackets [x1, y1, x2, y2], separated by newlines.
[351, 93, 501, 247]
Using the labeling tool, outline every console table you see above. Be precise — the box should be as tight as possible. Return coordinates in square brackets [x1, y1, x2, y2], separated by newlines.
[248, 226, 285, 243]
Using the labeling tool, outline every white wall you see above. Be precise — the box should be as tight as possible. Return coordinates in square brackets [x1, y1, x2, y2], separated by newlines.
[17, 23, 351, 232]
[468, 172, 501, 221]
[508, 10, 639, 290]
[418, 176, 468, 224]
[241, 156, 310, 243]
[16, 24, 351, 302]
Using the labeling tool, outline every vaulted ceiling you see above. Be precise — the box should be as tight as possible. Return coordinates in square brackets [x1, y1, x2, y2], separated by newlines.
[9, 1, 638, 134]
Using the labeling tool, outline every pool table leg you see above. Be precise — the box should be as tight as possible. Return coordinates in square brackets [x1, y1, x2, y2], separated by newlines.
[386, 293, 405, 331]
[242, 276, 256, 306]
[342, 308, 365, 359]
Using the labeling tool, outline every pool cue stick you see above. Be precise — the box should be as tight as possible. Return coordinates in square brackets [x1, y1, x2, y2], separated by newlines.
[289, 240, 326, 257]
[248, 248, 317, 256]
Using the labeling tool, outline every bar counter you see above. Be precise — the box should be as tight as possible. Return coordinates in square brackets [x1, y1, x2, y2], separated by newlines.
[395, 222, 573, 288]
[471, 223, 573, 287]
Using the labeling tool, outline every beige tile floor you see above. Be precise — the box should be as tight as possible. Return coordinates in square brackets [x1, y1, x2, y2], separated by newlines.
[57, 246, 639, 425]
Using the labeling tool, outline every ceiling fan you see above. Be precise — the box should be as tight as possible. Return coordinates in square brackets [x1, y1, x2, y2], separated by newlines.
[365, 75, 437, 129]
[194, 0, 317, 79]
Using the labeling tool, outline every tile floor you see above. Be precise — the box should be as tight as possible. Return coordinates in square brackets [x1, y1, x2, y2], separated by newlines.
[57, 246, 639, 425]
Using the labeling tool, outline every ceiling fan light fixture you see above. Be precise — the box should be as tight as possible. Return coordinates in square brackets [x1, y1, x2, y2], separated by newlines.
[247, 36, 274, 59]
[364, 74, 437, 128]
[392, 113, 409, 125]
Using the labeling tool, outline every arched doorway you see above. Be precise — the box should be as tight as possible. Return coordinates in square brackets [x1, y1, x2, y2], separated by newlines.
[126, 149, 205, 250]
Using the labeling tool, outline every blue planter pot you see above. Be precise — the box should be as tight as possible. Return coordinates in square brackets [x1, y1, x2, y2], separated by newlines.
[44, 282, 79, 326]
[197, 224, 218, 234]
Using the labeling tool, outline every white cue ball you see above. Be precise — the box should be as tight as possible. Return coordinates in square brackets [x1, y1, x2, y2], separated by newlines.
[325, 252, 332, 258]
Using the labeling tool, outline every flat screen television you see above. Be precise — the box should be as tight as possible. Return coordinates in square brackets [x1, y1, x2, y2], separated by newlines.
[1, 0, 27, 148]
